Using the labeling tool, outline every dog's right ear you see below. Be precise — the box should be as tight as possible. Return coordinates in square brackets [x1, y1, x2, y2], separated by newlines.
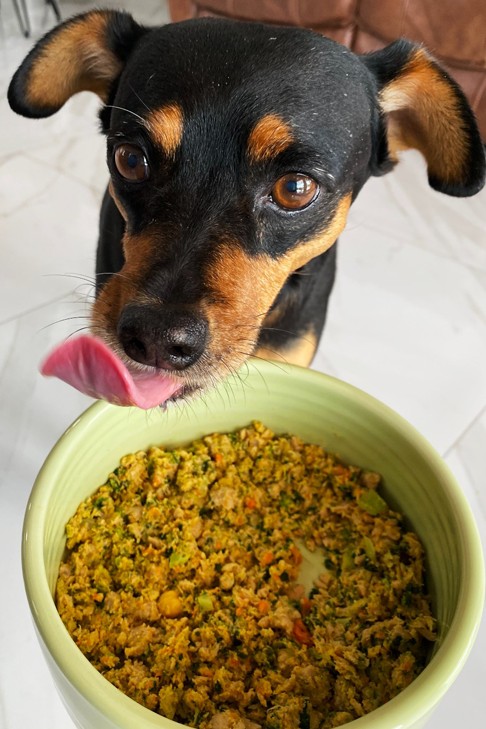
[8, 10, 146, 118]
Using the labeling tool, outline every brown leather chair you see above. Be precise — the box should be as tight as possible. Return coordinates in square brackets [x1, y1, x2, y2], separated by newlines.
[168, 0, 486, 139]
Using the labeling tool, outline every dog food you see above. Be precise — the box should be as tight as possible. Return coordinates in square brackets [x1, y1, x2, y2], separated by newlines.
[56, 422, 436, 729]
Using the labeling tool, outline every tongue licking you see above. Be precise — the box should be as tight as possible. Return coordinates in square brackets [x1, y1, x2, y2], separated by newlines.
[40, 335, 184, 409]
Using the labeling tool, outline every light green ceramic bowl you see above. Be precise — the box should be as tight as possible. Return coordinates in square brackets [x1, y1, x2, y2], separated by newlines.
[23, 362, 484, 729]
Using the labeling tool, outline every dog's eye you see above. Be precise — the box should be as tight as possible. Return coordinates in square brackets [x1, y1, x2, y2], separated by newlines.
[114, 144, 149, 182]
[271, 174, 318, 210]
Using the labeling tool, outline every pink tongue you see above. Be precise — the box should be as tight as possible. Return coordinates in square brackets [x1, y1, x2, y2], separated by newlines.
[40, 335, 183, 409]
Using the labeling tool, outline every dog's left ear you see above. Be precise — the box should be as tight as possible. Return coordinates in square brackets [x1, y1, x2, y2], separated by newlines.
[8, 10, 146, 118]
[363, 39, 485, 197]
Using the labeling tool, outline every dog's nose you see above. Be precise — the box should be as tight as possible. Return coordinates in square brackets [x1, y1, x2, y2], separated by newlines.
[117, 305, 208, 371]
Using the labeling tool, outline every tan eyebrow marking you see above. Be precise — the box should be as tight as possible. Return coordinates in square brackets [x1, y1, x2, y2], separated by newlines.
[247, 114, 294, 163]
[146, 103, 184, 158]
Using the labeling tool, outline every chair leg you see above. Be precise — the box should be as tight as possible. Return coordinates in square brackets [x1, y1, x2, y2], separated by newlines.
[46, 0, 62, 22]
[11, 0, 31, 37]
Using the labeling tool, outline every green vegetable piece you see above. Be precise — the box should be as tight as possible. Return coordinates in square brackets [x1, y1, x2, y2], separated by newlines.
[169, 551, 190, 567]
[341, 547, 355, 571]
[357, 489, 387, 515]
[362, 536, 376, 560]
[197, 592, 214, 612]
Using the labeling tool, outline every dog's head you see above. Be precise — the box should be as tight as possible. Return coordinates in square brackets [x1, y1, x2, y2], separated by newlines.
[9, 10, 485, 407]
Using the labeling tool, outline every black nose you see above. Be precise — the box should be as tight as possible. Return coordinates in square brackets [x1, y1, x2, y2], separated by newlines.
[117, 305, 208, 371]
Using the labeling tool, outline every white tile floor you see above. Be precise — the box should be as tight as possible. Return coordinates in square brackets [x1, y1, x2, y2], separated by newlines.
[1, 2, 485, 728]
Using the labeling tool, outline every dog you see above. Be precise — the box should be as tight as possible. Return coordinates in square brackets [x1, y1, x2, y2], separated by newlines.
[8, 9, 485, 408]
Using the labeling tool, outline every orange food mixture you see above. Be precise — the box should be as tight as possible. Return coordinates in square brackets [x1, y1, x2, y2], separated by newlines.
[56, 421, 436, 729]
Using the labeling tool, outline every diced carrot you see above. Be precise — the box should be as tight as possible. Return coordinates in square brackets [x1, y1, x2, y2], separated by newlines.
[292, 618, 314, 646]
[199, 666, 214, 677]
[235, 606, 244, 616]
[244, 496, 257, 509]
[260, 551, 274, 566]
[257, 599, 270, 614]
[300, 597, 312, 616]
[141, 546, 157, 557]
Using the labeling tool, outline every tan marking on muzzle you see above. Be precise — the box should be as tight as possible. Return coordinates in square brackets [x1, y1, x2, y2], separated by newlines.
[255, 329, 318, 368]
[91, 231, 158, 335]
[146, 103, 184, 158]
[283, 193, 352, 271]
[203, 248, 285, 371]
[247, 114, 294, 163]
[204, 194, 351, 369]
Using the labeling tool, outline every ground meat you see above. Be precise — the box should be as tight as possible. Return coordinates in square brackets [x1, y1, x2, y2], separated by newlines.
[56, 421, 436, 729]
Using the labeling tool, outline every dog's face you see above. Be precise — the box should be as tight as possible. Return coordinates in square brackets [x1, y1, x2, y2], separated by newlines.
[8, 11, 485, 406]
[96, 19, 374, 386]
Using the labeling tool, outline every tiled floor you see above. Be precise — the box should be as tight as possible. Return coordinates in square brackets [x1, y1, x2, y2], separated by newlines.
[1, 2, 485, 728]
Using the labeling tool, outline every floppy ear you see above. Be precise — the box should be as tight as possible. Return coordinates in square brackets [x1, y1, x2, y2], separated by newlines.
[8, 10, 146, 118]
[363, 39, 485, 197]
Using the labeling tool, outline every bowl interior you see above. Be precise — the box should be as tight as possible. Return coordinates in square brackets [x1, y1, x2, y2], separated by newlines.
[23, 362, 485, 729]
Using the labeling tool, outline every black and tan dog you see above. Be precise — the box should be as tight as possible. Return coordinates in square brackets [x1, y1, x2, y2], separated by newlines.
[8, 10, 485, 407]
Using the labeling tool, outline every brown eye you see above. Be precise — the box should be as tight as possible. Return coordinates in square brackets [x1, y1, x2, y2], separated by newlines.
[271, 173, 318, 210]
[114, 144, 149, 181]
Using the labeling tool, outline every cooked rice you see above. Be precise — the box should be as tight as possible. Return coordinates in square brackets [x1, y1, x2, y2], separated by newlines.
[56, 421, 436, 729]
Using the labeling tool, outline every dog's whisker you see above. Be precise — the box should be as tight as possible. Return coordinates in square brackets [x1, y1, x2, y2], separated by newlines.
[242, 351, 291, 376]
[218, 317, 314, 345]
[289, 269, 316, 277]
[128, 83, 151, 113]
[96, 270, 132, 280]
[103, 104, 147, 125]
[39, 316, 90, 332]
[57, 292, 94, 305]
[42, 272, 97, 286]
[242, 358, 272, 395]
[65, 326, 93, 340]
[260, 327, 314, 343]
[42, 272, 94, 281]
[38, 324, 92, 339]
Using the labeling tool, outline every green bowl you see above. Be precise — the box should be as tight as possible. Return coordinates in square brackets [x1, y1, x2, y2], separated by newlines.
[23, 362, 484, 729]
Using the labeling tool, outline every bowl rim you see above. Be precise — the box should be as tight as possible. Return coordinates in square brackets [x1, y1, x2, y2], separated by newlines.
[22, 363, 485, 728]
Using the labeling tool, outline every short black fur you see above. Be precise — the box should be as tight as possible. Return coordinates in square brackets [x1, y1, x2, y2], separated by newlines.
[8, 10, 486, 391]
